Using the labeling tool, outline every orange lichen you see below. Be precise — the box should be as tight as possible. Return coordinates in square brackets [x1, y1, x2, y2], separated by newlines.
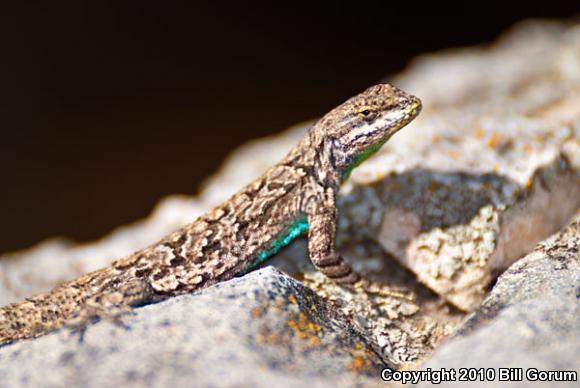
[427, 181, 442, 193]
[270, 334, 282, 344]
[474, 127, 486, 139]
[486, 133, 502, 148]
[251, 307, 263, 318]
[447, 150, 461, 159]
[347, 353, 373, 372]
[287, 311, 323, 347]
[309, 336, 321, 346]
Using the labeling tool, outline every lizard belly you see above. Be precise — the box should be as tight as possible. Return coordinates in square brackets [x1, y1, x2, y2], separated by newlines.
[241, 217, 309, 274]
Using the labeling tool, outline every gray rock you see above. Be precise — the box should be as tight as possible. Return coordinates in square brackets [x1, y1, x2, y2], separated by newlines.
[417, 217, 580, 387]
[0, 267, 386, 388]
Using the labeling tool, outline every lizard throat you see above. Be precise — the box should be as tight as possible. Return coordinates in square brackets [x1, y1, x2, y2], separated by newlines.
[341, 139, 388, 180]
[241, 217, 309, 274]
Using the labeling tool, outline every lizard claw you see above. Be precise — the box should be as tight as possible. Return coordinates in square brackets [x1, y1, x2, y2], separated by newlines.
[64, 292, 137, 342]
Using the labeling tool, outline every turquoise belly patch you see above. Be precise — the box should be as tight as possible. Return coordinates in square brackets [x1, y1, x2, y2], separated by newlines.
[242, 217, 309, 274]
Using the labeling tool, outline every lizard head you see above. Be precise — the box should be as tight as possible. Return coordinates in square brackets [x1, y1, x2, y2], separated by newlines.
[319, 83, 421, 180]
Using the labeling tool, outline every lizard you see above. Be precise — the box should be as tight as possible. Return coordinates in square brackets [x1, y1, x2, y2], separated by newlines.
[0, 83, 421, 345]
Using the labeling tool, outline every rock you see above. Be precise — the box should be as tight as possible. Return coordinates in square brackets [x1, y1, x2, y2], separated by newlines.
[416, 214, 580, 387]
[0, 267, 385, 388]
[299, 262, 460, 369]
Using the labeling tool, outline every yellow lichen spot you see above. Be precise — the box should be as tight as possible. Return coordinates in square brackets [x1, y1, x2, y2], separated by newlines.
[288, 295, 297, 305]
[308, 322, 322, 332]
[487, 133, 502, 148]
[251, 307, 262, 318]
[447, 150, 461, 160]
[427, 181, 442, 193]
[309, 336, 321, 346]
[523, 144, 533, 153]
[348, 353, 372, 372]
[266, 333, 280, 344]
[492, 164, 499, 172]
[431, 134, 442, 144]
[474, 127, 486, 139]
[285, 311, 325, 346]
[390, 181, 401, 191]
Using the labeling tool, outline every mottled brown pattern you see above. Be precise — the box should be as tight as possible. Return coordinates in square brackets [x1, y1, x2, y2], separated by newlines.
[0, 84, 421, 344]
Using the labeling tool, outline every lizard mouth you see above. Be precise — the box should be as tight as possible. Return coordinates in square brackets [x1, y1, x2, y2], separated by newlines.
[400, 96, 422, 126]
[385, 97, 421, 137]
[386, 95, 422, 136]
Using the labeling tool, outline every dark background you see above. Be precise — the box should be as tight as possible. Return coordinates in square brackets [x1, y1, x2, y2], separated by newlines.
[1, 2, 578, 253]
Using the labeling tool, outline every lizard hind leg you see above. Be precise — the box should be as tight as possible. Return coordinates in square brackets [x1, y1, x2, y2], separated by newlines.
[66, 278, 156, 341]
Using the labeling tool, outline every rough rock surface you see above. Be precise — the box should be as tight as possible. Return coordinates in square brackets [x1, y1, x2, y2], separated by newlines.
[417, 214, 580, 387]
[0, 267, 385, 388]
[0, 19, 579, 384]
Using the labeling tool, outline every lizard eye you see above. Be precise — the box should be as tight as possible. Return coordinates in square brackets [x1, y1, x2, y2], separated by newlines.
[359, 109, 375, 121]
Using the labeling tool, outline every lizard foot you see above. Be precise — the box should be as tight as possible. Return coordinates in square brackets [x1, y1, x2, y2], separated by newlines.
[65, 278, 154, 342]
[66, 294, 136, 343]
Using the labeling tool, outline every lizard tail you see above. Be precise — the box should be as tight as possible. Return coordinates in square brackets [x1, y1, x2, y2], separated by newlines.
[0, 284, 86, 345]
[0, 269, 158, 345]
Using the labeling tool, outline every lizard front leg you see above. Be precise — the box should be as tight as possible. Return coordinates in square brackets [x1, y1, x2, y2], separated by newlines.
[306, 192, 360, 284]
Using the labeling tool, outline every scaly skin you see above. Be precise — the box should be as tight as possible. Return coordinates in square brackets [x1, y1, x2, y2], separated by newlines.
[0, 84, 421, 344]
